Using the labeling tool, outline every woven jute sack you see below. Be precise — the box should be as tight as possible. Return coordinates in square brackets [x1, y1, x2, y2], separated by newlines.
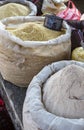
[0, 0, 37, 20]
[23, 60, 84, 130]
[0, 16, 71, 87]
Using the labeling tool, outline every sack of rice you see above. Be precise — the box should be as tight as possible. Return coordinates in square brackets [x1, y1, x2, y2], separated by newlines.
[0, 16, 71, 87]
[23, 60, 84, 130]
[42, 0, 67, 15]
[0, 0, 37, 20]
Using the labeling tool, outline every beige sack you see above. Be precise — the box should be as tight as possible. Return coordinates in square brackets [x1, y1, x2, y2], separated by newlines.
[0, 16, 71, 87]
[42, 0, 67, 14]
[23, 60, 84, 130]
[43, 64, 84, 119]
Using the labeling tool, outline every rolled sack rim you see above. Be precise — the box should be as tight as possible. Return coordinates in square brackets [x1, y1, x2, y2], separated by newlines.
[23, 60, 84, 130]
[0, 18, 71, 47]
[52, 0, 69, 4]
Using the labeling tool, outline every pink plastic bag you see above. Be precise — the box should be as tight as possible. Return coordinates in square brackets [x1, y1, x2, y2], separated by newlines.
[57, 0, 81, 20]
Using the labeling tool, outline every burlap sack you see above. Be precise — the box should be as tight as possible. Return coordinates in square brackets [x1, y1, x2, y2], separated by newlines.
[0, 0, 37, 20]
[0, 16, 71, 87]
[23, 60, 84, 130]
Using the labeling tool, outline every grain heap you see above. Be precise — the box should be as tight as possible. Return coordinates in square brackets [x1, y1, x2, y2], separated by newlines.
[43, 64, 84, 119]
[72, 47, 84, 62]
[0, 3, 30, 20]
[6, 22, 65, 41]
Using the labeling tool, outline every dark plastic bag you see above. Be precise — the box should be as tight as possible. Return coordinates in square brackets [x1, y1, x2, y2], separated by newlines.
[66, 20, 84, 51]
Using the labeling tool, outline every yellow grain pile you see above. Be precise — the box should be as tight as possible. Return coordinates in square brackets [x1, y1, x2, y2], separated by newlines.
[0, 3, 30, 20]
[6, 22, 65, 41]
[72, 47, 84, 62]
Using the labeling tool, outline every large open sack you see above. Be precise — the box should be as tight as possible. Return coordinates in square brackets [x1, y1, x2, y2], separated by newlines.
[23, 60, 84, 130]
[0, 0, 37, 20]
[0, 16, 71, 87]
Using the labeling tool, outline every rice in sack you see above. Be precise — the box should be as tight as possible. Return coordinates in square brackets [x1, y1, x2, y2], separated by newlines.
[0, 16, 71, 87]
[0, 0, 37, 20]
[0, 3, 30, 20]
[6, 22, 65, 41]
